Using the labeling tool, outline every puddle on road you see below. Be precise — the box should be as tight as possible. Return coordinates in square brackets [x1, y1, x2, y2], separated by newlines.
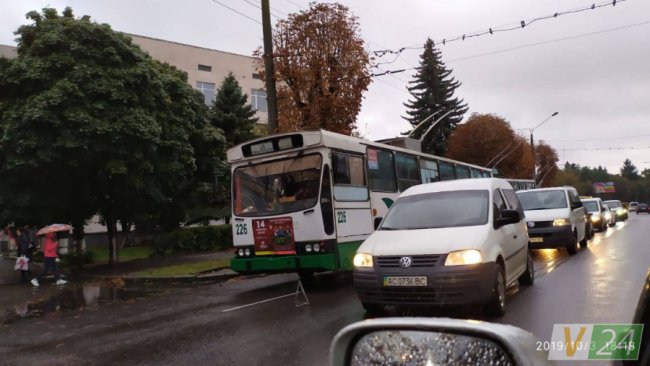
[1, 279, 172, 324]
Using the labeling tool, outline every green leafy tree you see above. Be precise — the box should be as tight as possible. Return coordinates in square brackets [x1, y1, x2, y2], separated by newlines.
[620, 159, 639, 180]
[403, 38, 468, 155]
[210, 72, 258, 147]
[0, 8, 224, 264]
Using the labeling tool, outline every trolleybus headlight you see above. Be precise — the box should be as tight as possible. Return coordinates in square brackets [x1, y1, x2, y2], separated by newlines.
[238, 248, 244, 257]
[305, 244, 313, 253]
[353, 253, 373, 268]
[313, 243, 320, 252]
[244, 248, 251, 256]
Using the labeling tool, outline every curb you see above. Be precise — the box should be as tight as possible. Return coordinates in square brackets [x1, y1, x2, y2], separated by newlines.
[79, 269, 241, 284]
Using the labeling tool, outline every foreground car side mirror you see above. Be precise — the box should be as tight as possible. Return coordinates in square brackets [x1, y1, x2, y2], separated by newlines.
[496, 209, 521, 227]
[330, 318, 550, 366]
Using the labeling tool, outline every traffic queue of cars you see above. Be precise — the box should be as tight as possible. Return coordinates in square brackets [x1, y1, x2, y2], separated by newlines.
[353, 178, 627, 317]
[345, 177, 649, 364]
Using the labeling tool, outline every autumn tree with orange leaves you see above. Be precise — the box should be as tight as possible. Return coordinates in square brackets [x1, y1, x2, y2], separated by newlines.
[255, 3, 371, 134]
[534, 141, 560, 187]
[446, 113, 537, 179]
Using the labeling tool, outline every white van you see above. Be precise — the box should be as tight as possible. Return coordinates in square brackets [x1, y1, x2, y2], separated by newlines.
[353, 178, 533, 317]
[516, 186, 588, 255]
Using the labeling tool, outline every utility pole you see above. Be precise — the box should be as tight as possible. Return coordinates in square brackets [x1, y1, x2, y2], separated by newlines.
[261, 0, 279, 133]
[530, 131, 535, 181]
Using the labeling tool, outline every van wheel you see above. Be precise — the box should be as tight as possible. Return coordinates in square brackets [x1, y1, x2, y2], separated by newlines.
[361, 302, 383, 315]
[579, 225, 589, 247]
[567, 233, 578, 255]
[518, 250, 534, 286]
[485, 263, 506, 317]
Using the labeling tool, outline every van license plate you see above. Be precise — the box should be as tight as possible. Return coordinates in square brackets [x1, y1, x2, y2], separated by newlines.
[530, 237, 543, 243]
[383, 276, 428, 287]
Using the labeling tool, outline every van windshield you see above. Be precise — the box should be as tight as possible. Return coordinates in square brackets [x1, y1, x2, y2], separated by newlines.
[604, 201, 622, 208]
[516, 190, 568, 210]
[582, 201, 599, 212]
[380, 190, 489, 230]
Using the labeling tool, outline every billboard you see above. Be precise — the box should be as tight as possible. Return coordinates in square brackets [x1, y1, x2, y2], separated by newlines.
[593, 181, 616, 194]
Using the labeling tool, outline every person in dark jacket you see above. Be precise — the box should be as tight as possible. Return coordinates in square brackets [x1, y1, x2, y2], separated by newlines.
[16, 227, 34, 284]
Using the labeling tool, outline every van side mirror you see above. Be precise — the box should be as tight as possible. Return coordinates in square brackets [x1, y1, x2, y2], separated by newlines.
[374, 217, 383, 230]
[496, 209, 520, 227]
[571, 202, 582, 210]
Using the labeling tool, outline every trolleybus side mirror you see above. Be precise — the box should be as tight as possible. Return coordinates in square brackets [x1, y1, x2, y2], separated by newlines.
[374, 217, 383, 230]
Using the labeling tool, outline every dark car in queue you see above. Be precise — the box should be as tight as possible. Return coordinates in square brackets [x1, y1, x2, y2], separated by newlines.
[637, 203, 650, 214]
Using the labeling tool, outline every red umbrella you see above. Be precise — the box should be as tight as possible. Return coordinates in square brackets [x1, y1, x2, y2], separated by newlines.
[36, 224, 72, 236]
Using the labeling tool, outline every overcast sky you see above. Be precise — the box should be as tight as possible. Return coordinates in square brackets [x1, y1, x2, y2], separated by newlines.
[2, 0, 649, 173]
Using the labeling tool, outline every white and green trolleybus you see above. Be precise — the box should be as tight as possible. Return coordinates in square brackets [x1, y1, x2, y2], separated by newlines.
[228, 130, 497, 277]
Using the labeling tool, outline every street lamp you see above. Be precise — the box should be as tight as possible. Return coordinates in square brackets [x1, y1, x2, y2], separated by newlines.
[522, 112, 559, 181]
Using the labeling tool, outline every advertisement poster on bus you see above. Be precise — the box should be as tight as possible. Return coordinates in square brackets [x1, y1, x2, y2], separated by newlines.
[252, 217, 296, 254]
[593, 182, 616, 194]
[367, 148, 379, 170]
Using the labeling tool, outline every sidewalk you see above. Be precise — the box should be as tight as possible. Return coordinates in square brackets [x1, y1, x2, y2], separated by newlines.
[1, 250, 239, 321]
[78, 250, 237, 280]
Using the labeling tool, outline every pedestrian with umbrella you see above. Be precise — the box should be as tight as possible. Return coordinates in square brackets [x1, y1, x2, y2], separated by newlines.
[31, 224, 70, 287]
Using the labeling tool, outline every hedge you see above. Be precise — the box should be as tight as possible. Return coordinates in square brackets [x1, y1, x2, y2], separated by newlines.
[153, 225, 233, 255]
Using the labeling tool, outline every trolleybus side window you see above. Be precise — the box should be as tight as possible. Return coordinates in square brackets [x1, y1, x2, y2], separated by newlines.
[395, 153, 420, 191]
[366, 147, 397, 192]
[439, 161, 456, 181]
[455, 165, 471, 179]
[420, 159, 439, 183]
[471, 168, 484, 178]
[332, 153, 368, 201]
[482, 171, 491, 178]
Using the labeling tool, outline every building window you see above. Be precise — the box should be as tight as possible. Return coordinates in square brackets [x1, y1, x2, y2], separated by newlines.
[252, 73, 262, 80]
[251, 89, 268, 112]
[198, 64, 212, 72]
[196, 81, 215, 104]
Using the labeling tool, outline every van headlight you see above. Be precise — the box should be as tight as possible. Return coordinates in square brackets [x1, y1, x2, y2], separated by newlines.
[553, 218, 570, 227]
[353, 253, 373, 268]
[590, 215, 601, 223]
[445, 250, 482, 266]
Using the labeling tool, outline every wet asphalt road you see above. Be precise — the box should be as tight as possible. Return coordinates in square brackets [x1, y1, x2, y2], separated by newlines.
[1, 216, 650, 366]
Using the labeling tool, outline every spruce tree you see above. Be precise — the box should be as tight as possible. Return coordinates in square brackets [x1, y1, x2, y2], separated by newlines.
[403, 38, 468, 155]
[620, 159, 639, 180]
[210, 72, 258, 147]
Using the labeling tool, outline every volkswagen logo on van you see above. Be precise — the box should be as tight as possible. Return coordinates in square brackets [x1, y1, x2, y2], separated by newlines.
[527, 221, 535, 228]
[399, 257, 412, 268]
